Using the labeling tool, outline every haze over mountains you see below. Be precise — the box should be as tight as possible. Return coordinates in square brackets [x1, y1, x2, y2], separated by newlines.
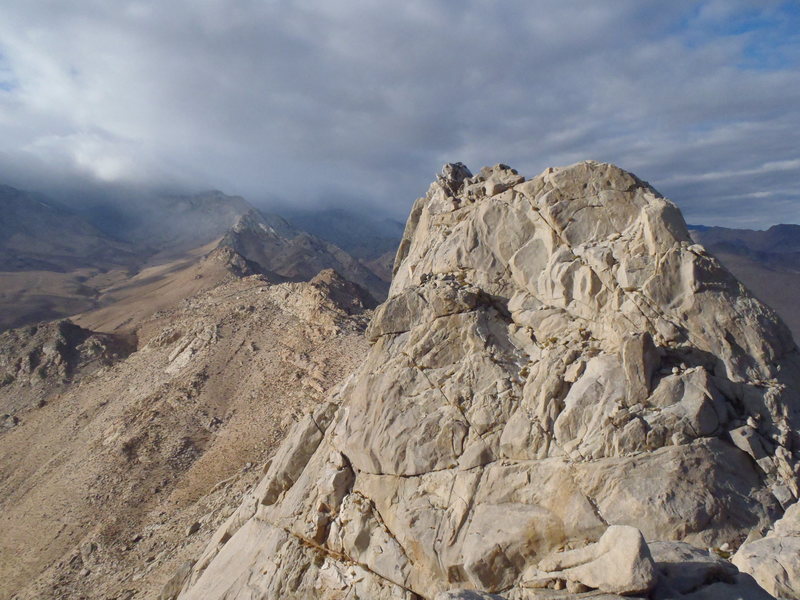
[0, 184, 392, 332]
[0, 1, 798, 598]
[3, 179, 798, 342]
[689, 225, 800, 340]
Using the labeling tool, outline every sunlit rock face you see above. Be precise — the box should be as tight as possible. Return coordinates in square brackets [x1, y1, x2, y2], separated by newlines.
[176, 161, 800, 600]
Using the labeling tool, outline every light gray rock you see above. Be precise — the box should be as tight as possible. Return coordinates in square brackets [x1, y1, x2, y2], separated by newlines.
[733, 502, 800, 599]
[524, 526, 656, 595]
[435, 591, 506, 600]
[178, 161, 800, 600]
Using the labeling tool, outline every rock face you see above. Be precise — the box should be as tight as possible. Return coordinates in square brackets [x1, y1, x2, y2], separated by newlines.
[523, 525, 657, 594]
[177, 161, 800, 599]
[733, 502, 800, 598]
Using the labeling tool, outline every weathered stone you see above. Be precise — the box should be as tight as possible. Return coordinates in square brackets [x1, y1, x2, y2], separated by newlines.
[529, 526, 656, 595]
[435, 591, 505, 600]
[733, 502, 800, 598]
[178, 161, 800, 600]
[159, 560, 195, 600]
[648, 541, 738, 598]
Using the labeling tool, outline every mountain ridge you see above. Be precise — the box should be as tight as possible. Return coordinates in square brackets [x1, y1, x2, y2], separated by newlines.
[175, 160, 800, 599]
[0, 185, 391, 332]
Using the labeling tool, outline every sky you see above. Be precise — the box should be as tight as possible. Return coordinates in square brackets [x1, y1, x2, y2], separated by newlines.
[0, 1, 798, 228]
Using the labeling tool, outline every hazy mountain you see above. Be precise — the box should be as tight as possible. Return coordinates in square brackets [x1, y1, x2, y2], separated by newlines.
[690, 224, 800, 339]
[0, 184, 136, 272]
[690, 224, 800, 256]
[0, 186, 390, 331]
[220, 210, 389, 301]
[282, 207, 404, 261]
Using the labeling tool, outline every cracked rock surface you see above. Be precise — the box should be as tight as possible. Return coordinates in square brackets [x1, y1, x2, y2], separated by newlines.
[733, 501, 800, 598]
[176, 161, 800, 599]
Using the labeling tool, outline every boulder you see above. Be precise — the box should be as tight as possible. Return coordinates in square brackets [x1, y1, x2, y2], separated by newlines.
[523, 526, 656, 595]
[733, 502, 800, 599]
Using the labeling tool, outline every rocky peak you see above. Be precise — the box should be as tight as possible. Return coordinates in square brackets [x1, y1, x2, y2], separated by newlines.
[310, 268, 378, 313]
[176, 161, 800, 599]
[394, 160, 793, 380]
[219, 208, 390, 302]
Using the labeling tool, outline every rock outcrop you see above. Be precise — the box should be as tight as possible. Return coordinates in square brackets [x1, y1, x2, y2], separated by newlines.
[0, 319, 134, 417]
[522, 526, 657, 594]
[733, 501, 800, 597]
[176, 161, 800, 599]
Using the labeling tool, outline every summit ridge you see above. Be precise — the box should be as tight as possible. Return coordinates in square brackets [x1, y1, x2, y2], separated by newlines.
[171, 160, 800, 598]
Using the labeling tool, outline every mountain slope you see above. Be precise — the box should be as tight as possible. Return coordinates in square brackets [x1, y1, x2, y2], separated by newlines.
[102, 191, 254, 258]
[0, 186, 388, 331]
[220, 210, 388, 302]
[0, 272, 372, 600]
[177, 162, 799, 599]
[0, 185, 144, 330]
[690, 224, 800, 339]
[283, 206, 404, 261]
[0, 184, 136, 272]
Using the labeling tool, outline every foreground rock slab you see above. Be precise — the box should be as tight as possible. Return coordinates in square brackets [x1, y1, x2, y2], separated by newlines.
[523, 526, 656, 595]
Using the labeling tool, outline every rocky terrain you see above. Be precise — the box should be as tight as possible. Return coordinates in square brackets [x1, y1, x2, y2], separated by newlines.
[219, 208, 389, 301]
[0, 269, 373, 600]
[172, 161, 800, 599]
[3, 160, 800, 600]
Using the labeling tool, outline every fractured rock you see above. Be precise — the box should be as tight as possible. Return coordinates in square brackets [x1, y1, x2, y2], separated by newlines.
[524, 525, 656, 595]
[178, 161, 800, 599]
[733, 502, 800, 599]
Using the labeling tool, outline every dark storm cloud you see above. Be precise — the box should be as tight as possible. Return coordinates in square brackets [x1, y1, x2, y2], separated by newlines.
[0, 0, 798, 226]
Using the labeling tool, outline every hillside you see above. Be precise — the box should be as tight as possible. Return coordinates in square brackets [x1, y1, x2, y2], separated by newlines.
[690, 224, 800, 339]
[0, 271, 372, 600]
[0, 187, 390, 332]
[0, 185, 136, 273]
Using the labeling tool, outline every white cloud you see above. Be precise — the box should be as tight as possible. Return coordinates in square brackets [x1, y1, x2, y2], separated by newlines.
[0, 0, 797, 227]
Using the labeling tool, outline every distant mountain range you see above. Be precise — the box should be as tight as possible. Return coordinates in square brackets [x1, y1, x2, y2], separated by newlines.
[0, 185, 136, 272]
[689, 224, 800, 340]
[0, 185, 392, 331]
[282, 207, 405, 259]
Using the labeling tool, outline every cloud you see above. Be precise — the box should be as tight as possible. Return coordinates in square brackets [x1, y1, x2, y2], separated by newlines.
[0, 0, 798, 227]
